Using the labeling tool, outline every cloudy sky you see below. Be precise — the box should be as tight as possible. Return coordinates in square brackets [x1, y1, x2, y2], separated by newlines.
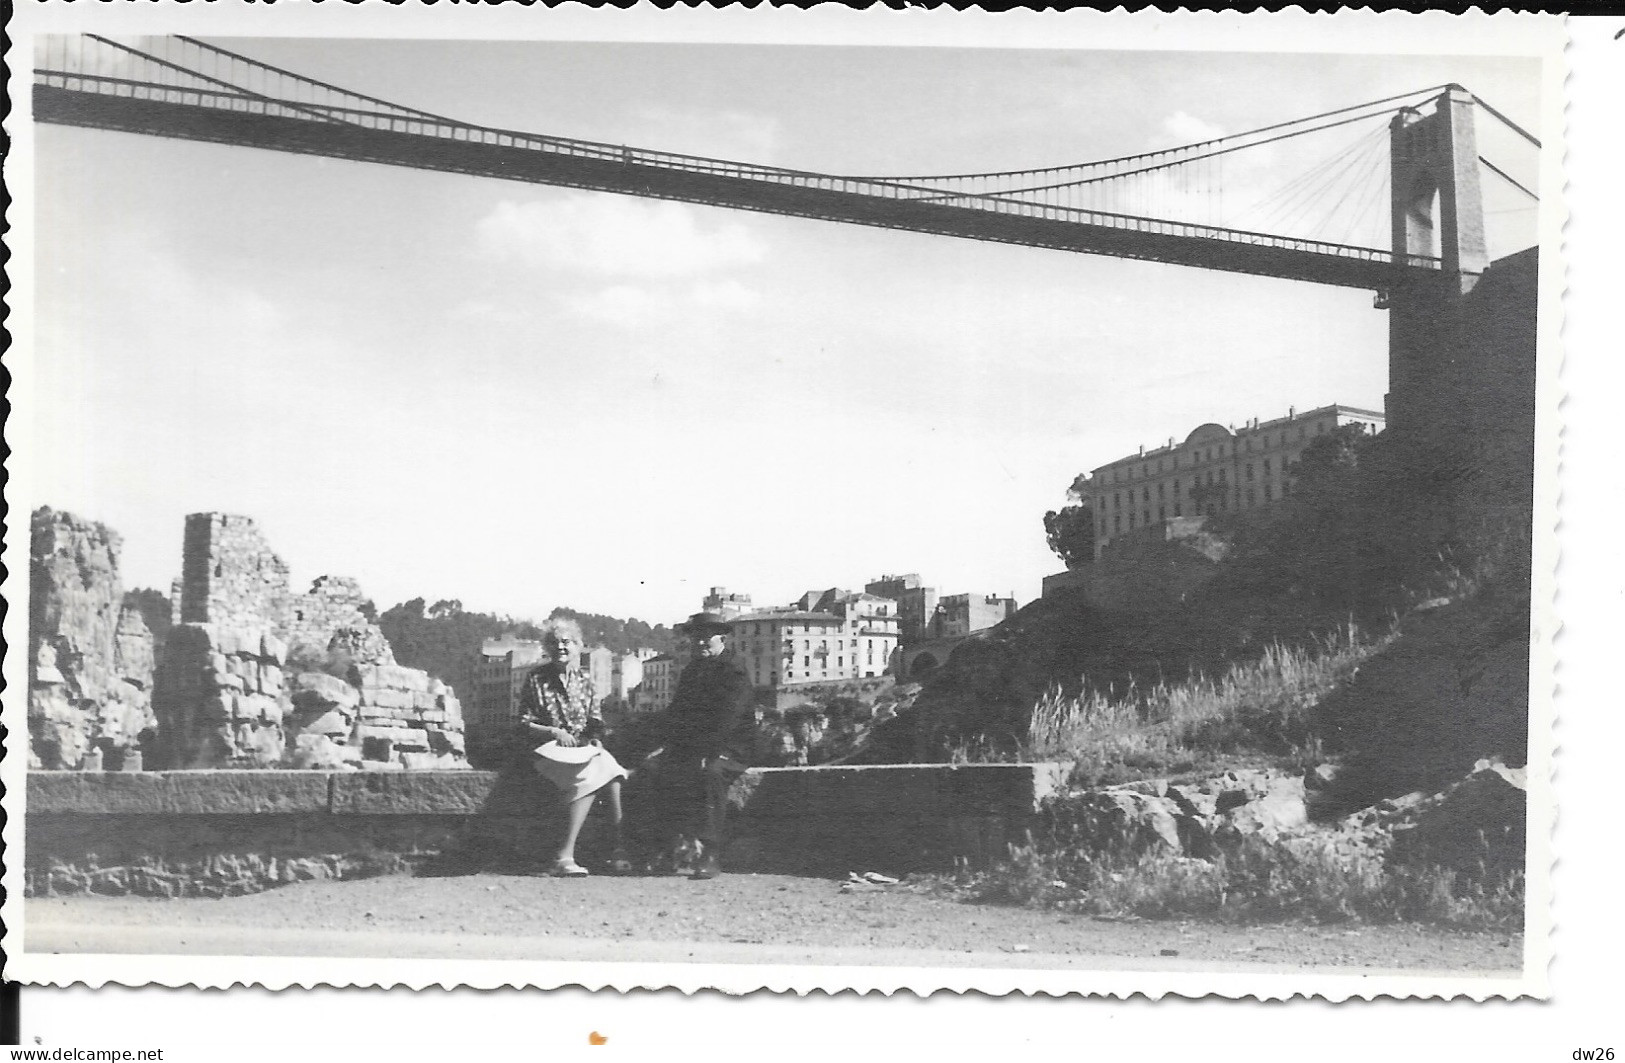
[26, 36, 1543, 626]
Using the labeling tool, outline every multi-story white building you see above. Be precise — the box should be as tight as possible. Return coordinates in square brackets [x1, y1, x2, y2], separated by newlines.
[1078, 403, 1385, 561]
[728, 590, 899, 688]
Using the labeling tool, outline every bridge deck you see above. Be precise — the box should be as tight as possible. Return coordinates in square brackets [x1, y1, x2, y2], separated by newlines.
[35, 83, 1439, 291]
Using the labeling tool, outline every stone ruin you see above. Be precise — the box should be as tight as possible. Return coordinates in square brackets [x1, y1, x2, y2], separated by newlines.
[154, 623, 292, 769]
[28, 508, 157, 769]
[30, 507, 467, 772]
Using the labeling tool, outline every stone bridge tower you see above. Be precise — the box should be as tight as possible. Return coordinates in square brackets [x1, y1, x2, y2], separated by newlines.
[1384, 85, 1489, 442]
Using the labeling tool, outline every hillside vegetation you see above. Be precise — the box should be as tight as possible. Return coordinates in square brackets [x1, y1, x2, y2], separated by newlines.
[377, 599, 675, 704]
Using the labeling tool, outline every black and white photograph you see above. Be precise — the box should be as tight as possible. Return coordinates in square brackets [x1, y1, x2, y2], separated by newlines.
[2, 4, 1576, 1029]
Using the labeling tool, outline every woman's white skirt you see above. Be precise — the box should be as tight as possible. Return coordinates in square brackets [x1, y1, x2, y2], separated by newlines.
[530, 741, 629, 802]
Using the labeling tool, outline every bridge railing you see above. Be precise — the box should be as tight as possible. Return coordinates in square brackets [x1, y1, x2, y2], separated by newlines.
[34, 68, 1442, 273]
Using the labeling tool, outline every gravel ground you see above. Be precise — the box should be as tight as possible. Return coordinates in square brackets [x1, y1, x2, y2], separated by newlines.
[27, 870, 1521, 973]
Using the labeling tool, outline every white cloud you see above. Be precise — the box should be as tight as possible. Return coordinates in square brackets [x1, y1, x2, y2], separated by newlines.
[561, 284, 674, 326]
[558, 278, 761, 327]
[1162, 111, 1229, 145]
[448, 298, 529, 325]
[475, 194, 767, 279]
[689, 279, 760, 310]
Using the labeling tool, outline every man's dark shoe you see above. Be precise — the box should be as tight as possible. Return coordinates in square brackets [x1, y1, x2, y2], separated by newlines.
[691, 853, 723, 880]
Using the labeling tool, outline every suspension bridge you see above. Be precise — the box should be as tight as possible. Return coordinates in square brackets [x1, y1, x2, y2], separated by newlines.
[32, 34, 1540, 295]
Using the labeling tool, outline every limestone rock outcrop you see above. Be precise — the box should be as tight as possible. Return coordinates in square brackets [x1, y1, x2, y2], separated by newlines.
[1339, 758, 1527, 881]
[35, 508, 470, 772]
[28, 508, 157, 769]
[1039, 760, 1524, 892]
[1044, 768, 1312, 862]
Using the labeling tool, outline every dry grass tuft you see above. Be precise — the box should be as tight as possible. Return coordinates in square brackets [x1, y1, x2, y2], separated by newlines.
[1006, 622, 1392, 785]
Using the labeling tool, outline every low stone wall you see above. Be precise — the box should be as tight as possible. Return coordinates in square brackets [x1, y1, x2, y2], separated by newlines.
[25, 763, 1070, 897]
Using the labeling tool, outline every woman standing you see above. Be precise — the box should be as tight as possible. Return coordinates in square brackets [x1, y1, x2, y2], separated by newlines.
[518, 618, 630, 877]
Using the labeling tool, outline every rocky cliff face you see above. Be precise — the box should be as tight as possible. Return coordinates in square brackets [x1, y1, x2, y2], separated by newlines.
[28, 508, 156, 769]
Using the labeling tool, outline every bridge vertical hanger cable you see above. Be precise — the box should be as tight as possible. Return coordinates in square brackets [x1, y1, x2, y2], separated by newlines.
[34, 38, 1468, 282]
[80, 34, 359, 128]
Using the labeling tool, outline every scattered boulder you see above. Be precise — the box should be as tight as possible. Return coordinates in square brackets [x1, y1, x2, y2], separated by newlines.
[1047, 786, 1185, 858]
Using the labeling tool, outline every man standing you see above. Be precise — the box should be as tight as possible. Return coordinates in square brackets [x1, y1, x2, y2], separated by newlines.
[647, 610, 754, 880]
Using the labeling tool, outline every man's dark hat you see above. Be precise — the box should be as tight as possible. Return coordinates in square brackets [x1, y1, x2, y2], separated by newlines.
[678, 610, 731, 635]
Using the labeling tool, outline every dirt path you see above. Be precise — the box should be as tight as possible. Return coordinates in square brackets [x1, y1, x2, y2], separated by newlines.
[27, 870, 1520, 973]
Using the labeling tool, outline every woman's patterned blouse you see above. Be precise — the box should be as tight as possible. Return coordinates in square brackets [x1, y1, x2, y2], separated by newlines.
[518, 663, 603, 742]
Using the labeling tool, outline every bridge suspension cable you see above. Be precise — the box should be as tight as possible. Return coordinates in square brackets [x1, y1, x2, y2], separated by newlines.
[836, 84, 1454, 183]
[34, 33, 1468, 289]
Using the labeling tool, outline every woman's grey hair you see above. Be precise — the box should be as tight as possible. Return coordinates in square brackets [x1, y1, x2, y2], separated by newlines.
[540, 617, 584, 646]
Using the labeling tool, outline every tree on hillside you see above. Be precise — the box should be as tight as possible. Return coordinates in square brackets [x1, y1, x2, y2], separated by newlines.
[549, 606, 676, 657]
[1210, 422, 1375, 608]
[1043, 471, 1095, 567]
[375, 599, 675, 706]
[1043, 505, 1095, 567]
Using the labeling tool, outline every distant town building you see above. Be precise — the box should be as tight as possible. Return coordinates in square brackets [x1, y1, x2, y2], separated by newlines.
[640, 654, 681, 714]
[828, 592, 902, 677]
[702, 586, 754, 620]
[729, 590, 899, 688]
[472, 638, 634, 725]
[611, 648, 658, 706]
[471, 636, 547, 727]
[865, 573, 938, 644]
[928, 592, 1018, 639]
[581, 645, 614, 703]
[1078, 403, 1385, 561]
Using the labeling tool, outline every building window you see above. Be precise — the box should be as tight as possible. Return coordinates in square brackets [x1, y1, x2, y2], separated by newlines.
[1264, 484, 1274, 501]
[1246, 464, 1254, 481]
